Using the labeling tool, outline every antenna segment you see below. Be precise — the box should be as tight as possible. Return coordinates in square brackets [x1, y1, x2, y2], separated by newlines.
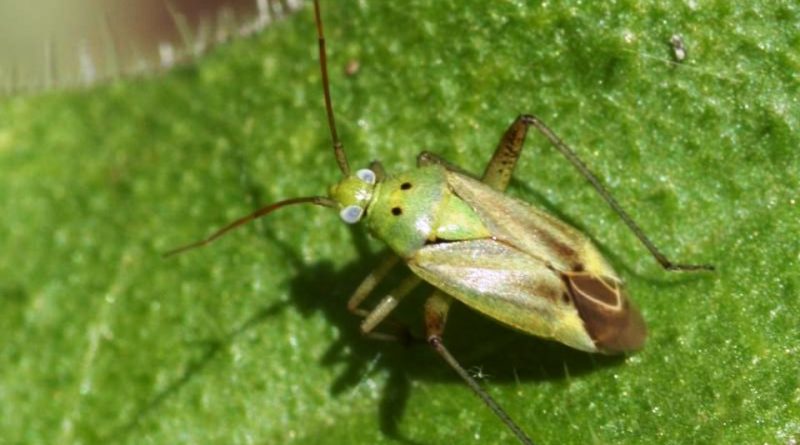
[313, 0, 350, 176]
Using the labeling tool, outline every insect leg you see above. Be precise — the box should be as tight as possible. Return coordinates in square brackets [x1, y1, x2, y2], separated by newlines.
[424, 291, 535, 445]
[347, 254, 400, 317]
[368, 160, 386, 181]
[481, 115, 533, 192]
[347, 255, 422, 342]
[360, 275, 423, 335]
[522, 114, 714, 272]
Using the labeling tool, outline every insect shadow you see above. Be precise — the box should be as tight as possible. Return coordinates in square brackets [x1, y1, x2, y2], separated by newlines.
[265, 220, 626, 443]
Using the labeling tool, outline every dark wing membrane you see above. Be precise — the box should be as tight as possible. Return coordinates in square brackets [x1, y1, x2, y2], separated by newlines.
[408, 238, 598, 352]
[563, 272, 647, 353]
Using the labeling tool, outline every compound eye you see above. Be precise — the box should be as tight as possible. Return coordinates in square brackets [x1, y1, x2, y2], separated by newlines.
[339, 205, 364, 224]
[355, 168, 376, 185]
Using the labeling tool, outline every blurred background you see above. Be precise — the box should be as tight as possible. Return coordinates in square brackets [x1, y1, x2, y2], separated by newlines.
[0, 0, 300, 93]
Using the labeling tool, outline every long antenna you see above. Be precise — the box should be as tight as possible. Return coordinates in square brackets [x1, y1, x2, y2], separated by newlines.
[163, 196, 335, 257]
[313, 0, 350, 176]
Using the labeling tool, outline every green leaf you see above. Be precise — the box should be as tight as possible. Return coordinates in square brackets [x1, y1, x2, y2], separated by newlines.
[1, 1, 797, 444]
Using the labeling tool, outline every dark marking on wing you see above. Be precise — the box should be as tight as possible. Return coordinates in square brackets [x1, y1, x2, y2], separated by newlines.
[569, 274, 618, 305]
[541, 230, 577, 262]
[563, 272, 647, 354]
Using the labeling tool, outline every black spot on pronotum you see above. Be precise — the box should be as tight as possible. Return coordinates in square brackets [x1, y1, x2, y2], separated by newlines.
[400, 182, 412, 190]
[391, 207, 402, 216]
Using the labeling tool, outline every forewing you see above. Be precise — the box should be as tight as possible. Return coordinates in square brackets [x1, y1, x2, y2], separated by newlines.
[408, 238, 598, 352]
[444, 171, 601, 273]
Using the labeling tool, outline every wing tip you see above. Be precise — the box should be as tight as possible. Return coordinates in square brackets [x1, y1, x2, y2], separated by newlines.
[565, 272, 647, 354]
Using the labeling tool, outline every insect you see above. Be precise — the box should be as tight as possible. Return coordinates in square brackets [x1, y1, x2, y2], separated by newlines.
[167, 1, 714, 443]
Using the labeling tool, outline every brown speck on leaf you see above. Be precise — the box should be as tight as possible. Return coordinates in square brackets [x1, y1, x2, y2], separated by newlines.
[345, 59, 360, 76]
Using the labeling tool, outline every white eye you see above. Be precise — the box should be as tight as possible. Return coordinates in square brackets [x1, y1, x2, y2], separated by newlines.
[339, 205, 364, 224]
[355, 168, 376, 185]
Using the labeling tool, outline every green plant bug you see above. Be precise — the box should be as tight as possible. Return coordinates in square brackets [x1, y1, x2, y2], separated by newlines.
[166, 1, 715, 443]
